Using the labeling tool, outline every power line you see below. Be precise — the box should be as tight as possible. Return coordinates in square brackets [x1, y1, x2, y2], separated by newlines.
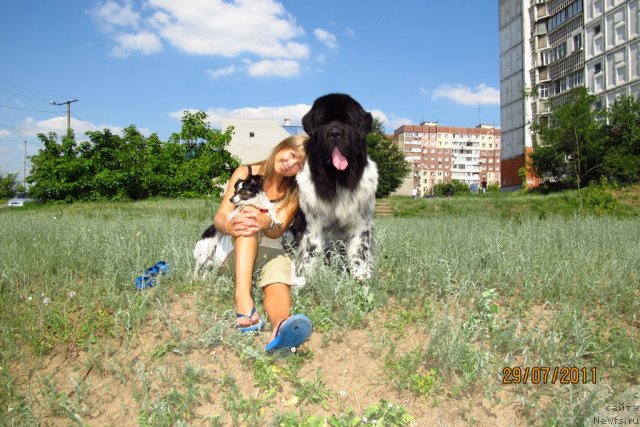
[0, 103, 59, 114]
[0, 87, 51, 103]
[329, 0, 390, 89]
[0, 79, 65, 98]
[71, 112, 99, 131]
[0, 123, 32, 133]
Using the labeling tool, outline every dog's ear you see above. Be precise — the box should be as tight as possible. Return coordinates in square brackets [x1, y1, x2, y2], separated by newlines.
[363, 112, 374, 135]
[302, 109, 314, 137]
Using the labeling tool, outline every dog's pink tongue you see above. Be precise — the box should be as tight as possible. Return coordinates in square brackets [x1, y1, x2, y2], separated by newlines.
[332, 146, 349, 171]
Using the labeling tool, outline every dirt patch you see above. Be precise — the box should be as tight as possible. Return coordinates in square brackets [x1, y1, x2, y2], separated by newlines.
[10, 294, 530, 426]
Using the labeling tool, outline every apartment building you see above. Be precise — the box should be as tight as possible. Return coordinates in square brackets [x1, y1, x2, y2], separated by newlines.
[499, 0, 639, 189]
[584, 0, 640, 107]
[394, 123, 501, 196]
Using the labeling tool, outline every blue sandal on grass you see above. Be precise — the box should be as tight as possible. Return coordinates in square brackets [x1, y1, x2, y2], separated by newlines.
[144, 260, 170, 276]
[237, 307, 265, 333]
[265, 314, 312, 353]
[135, 275, 156, 290]
[135, 260, 170, 290]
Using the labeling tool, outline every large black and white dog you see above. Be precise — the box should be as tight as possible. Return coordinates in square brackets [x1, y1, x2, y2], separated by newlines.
[294, 93, 378, 281]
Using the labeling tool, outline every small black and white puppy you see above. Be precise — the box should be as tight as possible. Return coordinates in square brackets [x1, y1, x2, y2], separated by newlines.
[192, 169, 280, 279]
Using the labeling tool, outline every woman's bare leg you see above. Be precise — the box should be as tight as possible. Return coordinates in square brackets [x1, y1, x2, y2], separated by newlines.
[262, 283, 291, 342]
[234, 234, 260, 327]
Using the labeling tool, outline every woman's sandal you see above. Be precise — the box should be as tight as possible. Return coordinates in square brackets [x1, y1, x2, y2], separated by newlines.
[144, 260, 170, 276]
[237, 307, 265, 333]
[265, 314, 312, 353]
[135, 261, 170, 290]
[134, 275, 156, 290]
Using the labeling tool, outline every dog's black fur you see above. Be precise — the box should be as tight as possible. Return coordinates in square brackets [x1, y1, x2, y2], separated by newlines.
[301, 93, 373, 200]
[294, 93, 378, 281]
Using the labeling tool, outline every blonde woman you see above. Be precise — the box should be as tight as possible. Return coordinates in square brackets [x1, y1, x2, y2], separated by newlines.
[214, 135, 312, 351]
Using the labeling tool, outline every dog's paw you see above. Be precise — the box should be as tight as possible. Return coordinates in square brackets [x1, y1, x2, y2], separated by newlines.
[352, 265, 372, 283]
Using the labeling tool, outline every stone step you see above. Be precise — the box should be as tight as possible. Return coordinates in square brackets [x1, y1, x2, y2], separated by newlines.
[374, 202, 393, 217]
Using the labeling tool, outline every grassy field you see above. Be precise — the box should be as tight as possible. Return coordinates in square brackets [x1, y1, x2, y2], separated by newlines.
[1, 190, 639, 426]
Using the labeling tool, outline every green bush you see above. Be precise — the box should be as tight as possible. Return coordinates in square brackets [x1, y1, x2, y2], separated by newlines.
[0, 171, 19, 199]
[583, 176, 618, 215]
[433, 180, 470, 197]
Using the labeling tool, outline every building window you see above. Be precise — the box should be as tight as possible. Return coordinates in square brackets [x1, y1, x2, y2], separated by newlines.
[574, 33, 582, 50]
[249, 132, 255, 138]
[594, 62, 602, 74]
[594, 24, 601, 35]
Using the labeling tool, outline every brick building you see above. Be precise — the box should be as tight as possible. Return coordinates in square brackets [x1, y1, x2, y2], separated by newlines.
[394, 122, 501, 196]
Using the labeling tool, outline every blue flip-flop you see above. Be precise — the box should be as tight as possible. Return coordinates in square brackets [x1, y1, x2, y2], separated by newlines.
[237, 307, 265, 333]
[134, 275, 156, 290]
[144, 260, 170, 276]
[135, 261, 170, 290]
[265, 314, 312, 352]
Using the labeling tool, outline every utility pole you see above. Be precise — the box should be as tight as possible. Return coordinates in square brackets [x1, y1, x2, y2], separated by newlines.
[49, 99, 78, 135]
[23, 141, 27, 189]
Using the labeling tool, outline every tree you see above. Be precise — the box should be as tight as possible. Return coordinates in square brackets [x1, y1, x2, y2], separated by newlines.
[367, 117, 411, 198]
[602, 95, 640, 182]
[27, 131, 93, 202]
[530, 87, 605, 206]
[0, 171, 19, 199]
[169, 110, 239, 197]
[27, 111, 239, 201]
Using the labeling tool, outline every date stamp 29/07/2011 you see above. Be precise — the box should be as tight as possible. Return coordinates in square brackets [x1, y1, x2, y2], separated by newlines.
[501, 366, 597, 385]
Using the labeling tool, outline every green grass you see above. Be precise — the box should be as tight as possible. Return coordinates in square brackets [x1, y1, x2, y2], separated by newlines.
[1, 192, 639, 425]
[382, 185, 640, 218]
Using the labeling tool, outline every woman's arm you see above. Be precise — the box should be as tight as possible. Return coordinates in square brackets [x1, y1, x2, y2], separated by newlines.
[255, 200, 298, 239]
[214, 166, 260, 238]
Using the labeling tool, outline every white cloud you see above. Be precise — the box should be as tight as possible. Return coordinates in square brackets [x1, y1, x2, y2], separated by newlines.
[170, 103, 311, 129]
[18, 116, 131, 138]
[170, 103, 407, 134]
[314, 28, 338, 50]
[244, 59, 301, 78]
[430, 83, 500, 106]
[90, 0, 141, 32]
[0, 129, 11, 138]
[110, 31, 163, 57]
[370, 109, 388, 125]
[388, 117, 413, 132]
[344, 27, 356, 37]
[370, 110, 412, 133]
[206, 65, 236, 79]
[91, 0, 309, 62]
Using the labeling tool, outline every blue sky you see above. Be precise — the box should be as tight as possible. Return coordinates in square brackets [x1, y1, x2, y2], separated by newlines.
[0, 0, 500, 180]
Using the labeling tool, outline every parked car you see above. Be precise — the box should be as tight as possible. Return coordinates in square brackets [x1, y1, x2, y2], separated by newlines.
[7, 193, 34, 207]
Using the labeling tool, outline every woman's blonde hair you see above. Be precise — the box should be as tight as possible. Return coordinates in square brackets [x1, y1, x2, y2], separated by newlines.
[253, 134, 307, 211]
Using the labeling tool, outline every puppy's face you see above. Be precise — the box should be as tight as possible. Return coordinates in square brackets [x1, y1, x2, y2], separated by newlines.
[230, 174, 265, 204]
[302, 93, 373, 171]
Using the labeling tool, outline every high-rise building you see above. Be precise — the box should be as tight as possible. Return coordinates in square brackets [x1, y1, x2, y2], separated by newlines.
[394, 123, 501, 196]
[498, 0, 640, 189]
[584, 0, 640, 107]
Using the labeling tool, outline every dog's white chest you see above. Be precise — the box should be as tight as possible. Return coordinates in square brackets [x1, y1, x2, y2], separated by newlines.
[297, 158, 378, 230]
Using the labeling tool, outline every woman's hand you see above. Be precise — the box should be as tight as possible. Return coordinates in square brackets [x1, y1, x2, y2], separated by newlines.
[227, 207, 271, 238]
[228, 210, 260, 237]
